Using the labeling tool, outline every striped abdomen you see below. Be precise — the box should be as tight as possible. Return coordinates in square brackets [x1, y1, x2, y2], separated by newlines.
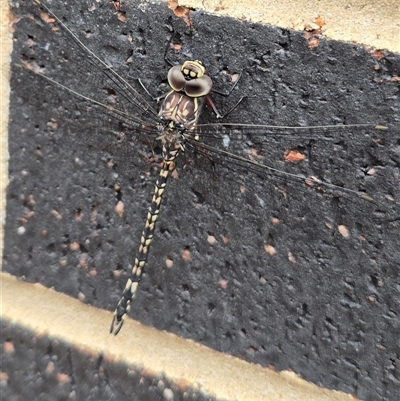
[110, 145, 180, 334]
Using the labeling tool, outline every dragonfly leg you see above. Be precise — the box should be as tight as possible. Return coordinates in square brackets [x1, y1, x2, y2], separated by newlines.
[210, 69, 243, 98]
[205, 94, 246, 119]
[137, 78, 168, 102]
[206, 69, 245, 118]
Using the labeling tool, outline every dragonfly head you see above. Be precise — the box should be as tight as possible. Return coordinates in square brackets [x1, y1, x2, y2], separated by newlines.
[167, 60, 213, 97]
[181, 60, 206, 80]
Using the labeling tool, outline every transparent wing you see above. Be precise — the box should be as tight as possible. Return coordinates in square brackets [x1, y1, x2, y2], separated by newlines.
[185, 123, 398, 216]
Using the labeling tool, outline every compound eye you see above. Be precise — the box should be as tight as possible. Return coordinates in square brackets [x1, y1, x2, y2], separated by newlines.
[184, 75, 213, 97]
[167, 65, 186, 91]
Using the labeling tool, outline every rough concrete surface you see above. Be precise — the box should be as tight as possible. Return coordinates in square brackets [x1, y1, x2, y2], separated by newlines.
[3, 273, 357, 401]
[182, 0, 400, 52]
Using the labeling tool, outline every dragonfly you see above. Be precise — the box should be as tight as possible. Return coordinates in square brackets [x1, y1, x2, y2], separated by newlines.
[18, 0, 392, 335]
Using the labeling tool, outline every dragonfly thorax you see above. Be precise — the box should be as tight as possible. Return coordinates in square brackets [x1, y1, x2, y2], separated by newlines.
[159, 89, 205, 130]
[156, 119, 186, 149]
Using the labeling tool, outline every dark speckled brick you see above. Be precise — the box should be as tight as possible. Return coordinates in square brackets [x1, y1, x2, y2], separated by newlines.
[1, 321, 217, 401]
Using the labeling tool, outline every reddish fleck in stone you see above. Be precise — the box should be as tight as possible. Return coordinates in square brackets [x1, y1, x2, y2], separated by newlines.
[308, 37, 320, 48]
[70, 242, 80, 251]
[40, 11, 55, 24]
[79, 254, 89, 268]
[264, 244, 276, 256]
[315, 16, 325, 27]
[57, 373, 70, 384]
[0, 372, 9, 383]
[182, 248, 191, 261]
[338, 225, 350, 238]
[207, 234, 216, 245]
[219, 280, 228, 289]
[372, 49, 384, 60]
[51, 209, 62, 220]
[26, 211, 34, 219]
[75, 209, 82, 220]
[116, 11, 127, 23]
[45, 361, 55, 374]
[4, 341, 15, 354]
[284, 149, 306, 162]
[113, 270, 122, 278]
[115, 200, 124, 217]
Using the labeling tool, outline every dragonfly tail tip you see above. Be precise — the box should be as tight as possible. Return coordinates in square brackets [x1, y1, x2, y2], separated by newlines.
[110, 313, 124, 335]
